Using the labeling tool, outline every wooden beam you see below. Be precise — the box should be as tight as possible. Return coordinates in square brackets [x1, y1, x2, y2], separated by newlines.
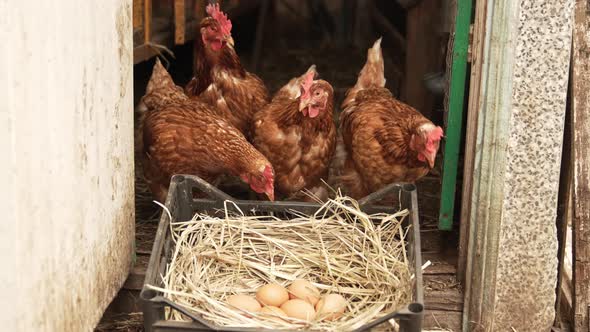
[572, 1, 590, 330]
[134, 44, 158, 64]
[144, 0, 152, 43]
[557, 185, 575, 328]
[174, 0, 186, 45]
[555, 61, 574, 329]
[134, 20, 198, 64]
[458, 0, 487, 284]
[133, 0, 144, 29]
[401, 0, 443, 120]
[423, 310, 462, 331]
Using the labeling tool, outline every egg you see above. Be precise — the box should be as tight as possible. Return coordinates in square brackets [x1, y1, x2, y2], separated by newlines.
[280, 299, 316, 321]
[260, 306, 287, 322]
[315, 294, 347, 321]
[227, 295, 262, 312]
[256, 284, 289, 307]
[288, 279, 320, 305]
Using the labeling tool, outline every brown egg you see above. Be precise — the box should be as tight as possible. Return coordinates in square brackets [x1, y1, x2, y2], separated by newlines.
[288, 279, 320, 305]
[315, 294, 347, 321]
[256, 284, 290, 307]
[280, 299, 316, 321]
[227, 295, 262, 312]
[260, 306, 287, 322]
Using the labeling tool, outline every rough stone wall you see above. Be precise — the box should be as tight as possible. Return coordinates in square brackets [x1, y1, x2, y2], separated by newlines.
[493, 0, 574, 330]
[0, 1, 134, 331]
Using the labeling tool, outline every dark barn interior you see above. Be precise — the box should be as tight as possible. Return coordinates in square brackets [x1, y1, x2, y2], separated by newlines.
[98, 1, 463, 330]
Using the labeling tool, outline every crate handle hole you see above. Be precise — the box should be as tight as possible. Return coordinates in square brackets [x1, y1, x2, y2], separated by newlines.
[408, 303, 423, 313]
[140, 288, 158, 301]
[402, 183, 416, 192]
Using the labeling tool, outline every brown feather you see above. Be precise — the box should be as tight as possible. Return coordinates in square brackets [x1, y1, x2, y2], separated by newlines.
[337, 86, 434, 199]
[186, 19, 269, 139]
[252, 79, 336, 200]
[139, 61, 271, 202]
[334, 38, 441, 199]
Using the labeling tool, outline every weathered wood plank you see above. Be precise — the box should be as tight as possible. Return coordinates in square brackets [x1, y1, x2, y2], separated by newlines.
[572, 1, 590, 330]
[174, 0, 186, 45]
[420, 229, 445, 253]
[134, 44, 158, 64]
[425, 291, 463, 312]
[425, 273, 460, 290]
[133, 0, 144, 29]
[133, 22, 198, 64]
[424, 274, 463, 312]
[458, 0, 487, 284]
[402, 0, 444, 120]
[423, 252, 457, 275]
[556, 68, 574, 328]
[423, 309, 462, 331]
[144, 0, 152, 43]
[133, 28, 144, 48]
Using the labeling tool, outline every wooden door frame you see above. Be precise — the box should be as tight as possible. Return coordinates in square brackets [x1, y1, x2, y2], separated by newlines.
[571, 1, 590, 330]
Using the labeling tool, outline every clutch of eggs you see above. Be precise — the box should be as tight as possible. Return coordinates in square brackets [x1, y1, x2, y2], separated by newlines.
[226, 279, 347, 322]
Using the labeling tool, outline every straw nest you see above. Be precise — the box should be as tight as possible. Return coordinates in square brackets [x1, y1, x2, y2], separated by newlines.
[147, 194, 414, 331]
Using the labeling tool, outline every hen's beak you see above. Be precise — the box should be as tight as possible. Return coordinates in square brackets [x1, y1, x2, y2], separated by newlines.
[299, 99, 310, 112]
[225, 35, 234, 47]
[426, 153, 436, 169]
[265, 189, 275, 201]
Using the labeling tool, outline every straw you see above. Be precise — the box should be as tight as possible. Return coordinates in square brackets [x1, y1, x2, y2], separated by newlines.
[146, 194, 413, 331]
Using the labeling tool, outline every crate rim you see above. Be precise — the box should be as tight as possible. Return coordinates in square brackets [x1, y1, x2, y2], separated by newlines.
[140, 174, 424, 332]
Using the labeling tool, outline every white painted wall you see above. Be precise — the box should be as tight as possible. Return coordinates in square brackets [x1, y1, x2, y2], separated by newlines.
[0, 1, 134, 331]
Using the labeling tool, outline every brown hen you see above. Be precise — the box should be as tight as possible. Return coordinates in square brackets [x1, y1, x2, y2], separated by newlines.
[185, 4, 269, 139]
[252, 66, 336, 201]
[334, 38, 444, 199]
[138, 59, 275, 203]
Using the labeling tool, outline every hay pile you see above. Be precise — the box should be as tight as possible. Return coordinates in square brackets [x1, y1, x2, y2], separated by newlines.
[147, 195, 413, 331]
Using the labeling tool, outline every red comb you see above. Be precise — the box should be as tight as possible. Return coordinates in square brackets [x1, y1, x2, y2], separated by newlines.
[430, 126, 444, 140]
[263, 164, 274, 179]
[206, 3, 232, 36]
[425, 126, 444, 152]
[300, 71, 314, 100]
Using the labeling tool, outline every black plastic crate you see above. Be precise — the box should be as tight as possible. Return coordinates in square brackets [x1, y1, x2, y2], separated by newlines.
[140, 175, 424, 332]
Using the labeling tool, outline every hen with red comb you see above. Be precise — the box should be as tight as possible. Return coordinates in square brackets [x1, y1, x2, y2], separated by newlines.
[185, 3, 269, 140]
[206, 3, 232, 36]
[138, 59, 275, 203]
[252, 65, 336, 201]
[332, 38, 444, 199]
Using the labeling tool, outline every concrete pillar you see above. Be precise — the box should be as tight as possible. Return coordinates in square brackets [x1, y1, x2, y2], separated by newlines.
[0, 1, 134, 331]
[463, 0, 574, 331]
